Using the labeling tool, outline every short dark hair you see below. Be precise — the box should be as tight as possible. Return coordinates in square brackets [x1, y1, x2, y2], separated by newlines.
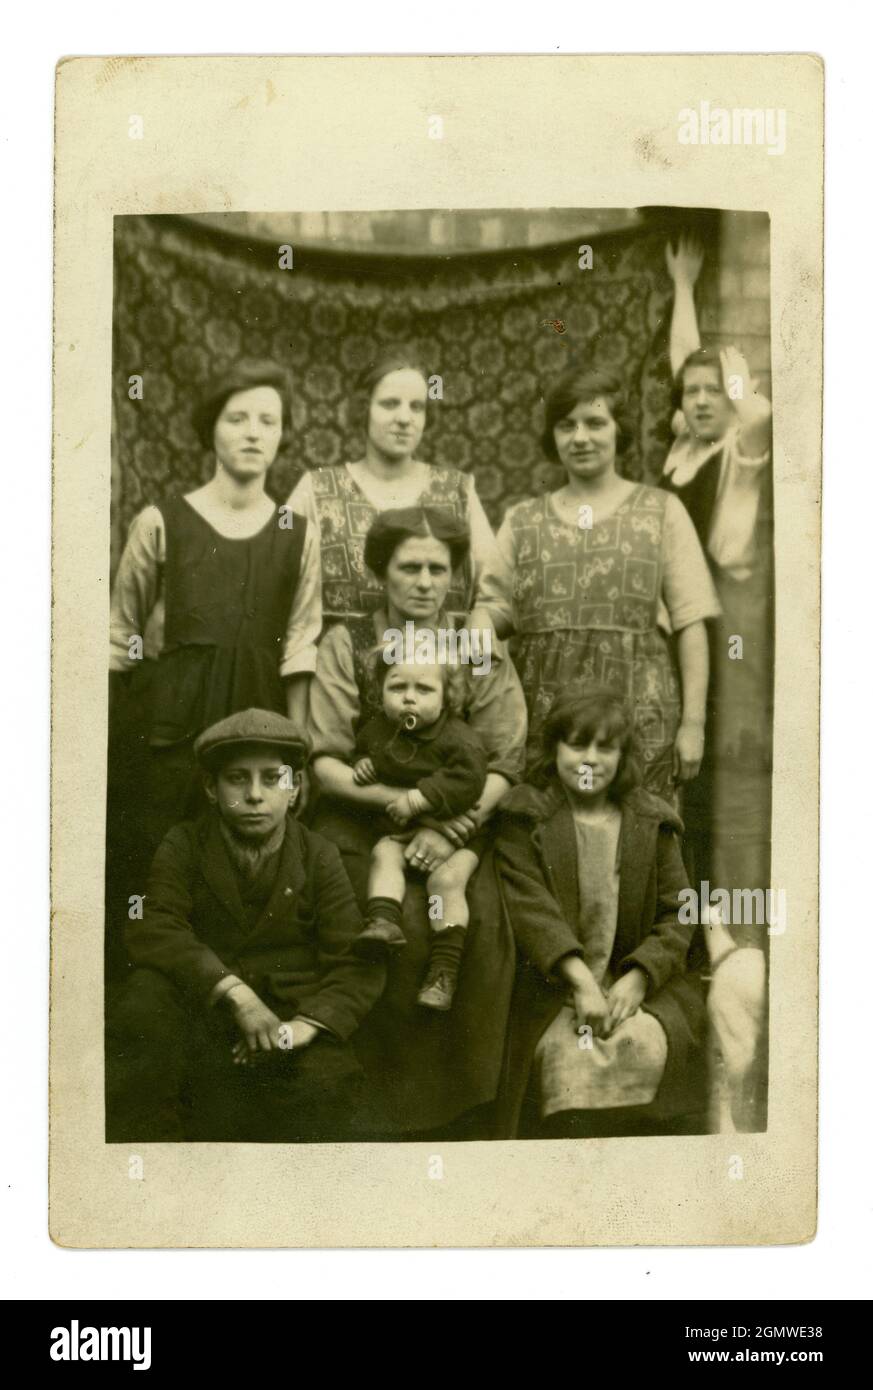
[353, 349, 430, 435]
[540, 366, 633, 462]
[363, 506, 471, 580]
[527, 684, 641, 801]
[671, 347, 726, 414]
[192, 359, 293, 452]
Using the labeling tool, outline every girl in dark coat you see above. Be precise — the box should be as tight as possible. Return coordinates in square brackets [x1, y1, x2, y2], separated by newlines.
[494, 685, 707, 1139]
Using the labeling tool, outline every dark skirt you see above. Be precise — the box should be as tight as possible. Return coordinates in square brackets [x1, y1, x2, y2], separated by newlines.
[309, 797, 515, 1135]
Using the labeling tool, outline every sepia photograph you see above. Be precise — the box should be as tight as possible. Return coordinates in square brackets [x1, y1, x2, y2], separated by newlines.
[103, 205, 774, 1145]
[49, 54, 821, 1248]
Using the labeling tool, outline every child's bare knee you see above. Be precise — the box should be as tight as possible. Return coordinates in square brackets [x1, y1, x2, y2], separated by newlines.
[427, 860, 463, 895]
[371, 836, 404, 869]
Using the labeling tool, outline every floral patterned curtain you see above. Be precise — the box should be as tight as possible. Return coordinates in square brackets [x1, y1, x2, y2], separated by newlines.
[111, 213, 676, 571]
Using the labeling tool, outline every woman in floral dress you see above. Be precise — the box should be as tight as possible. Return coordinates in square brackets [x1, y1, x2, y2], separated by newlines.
[287, 349, 503, 630]
[477, 366, 720, 800]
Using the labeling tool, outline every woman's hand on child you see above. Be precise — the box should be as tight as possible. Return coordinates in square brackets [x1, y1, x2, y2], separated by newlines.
[388, 789, 429, 824]
[353, 756, 377, 785]
[438, 810, 479, 848]
[404, 827, 455, 872]
[604, 968, 648, 1035]
[386, 793, 414, 824]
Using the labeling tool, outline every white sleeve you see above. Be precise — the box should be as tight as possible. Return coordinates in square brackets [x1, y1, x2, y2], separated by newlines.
[474, 510, 517, 633]
[279, 520, 323, 678]
[660, 494, 721, 632]
[465, 475, 506, 601]
[286, 471, 320, 536]
[109, 506, 165, 671]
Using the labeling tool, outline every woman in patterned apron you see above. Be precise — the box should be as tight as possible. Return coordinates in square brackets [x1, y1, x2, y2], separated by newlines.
[477, 366, 720, 802]
[286, 349, 503, 632]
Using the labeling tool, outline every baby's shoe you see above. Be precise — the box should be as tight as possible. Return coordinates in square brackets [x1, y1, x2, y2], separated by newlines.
[354, 917, 407, 961]
[417, 964, 458, 1011]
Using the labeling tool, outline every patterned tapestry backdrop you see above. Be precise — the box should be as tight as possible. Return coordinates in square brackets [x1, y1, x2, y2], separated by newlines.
[111, 212, 681, 573]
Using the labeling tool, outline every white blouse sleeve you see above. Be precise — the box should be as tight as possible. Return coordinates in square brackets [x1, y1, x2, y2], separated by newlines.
[308, 624, 361, 763]
[659, 493, 722, 633]
[286, 471, 319, 538]
[109, 505, 165, 671]
[473, 509, 517, 634]
[279, 519, 323, 678]
[465, 475, 509, 603]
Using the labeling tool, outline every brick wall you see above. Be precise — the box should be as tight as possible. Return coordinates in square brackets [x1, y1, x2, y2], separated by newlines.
[697, 211, 771, 403]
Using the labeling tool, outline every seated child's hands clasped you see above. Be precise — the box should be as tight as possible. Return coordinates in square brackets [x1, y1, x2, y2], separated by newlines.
[353, 756, 378, 786]
[559, 955, 610, 1038]
[570, 969, 610, 1040]
[604, 967, 648, 1035]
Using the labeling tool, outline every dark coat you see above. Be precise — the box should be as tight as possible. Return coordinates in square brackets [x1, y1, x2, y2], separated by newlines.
[356, 709, 487, 819]
[493, 783, 707, 1137]
[126, 810, 384, 1040]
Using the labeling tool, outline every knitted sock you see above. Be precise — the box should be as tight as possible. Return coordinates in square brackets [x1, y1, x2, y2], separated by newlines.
[366, 896, 404, 927]
[427, 923, 467, 975]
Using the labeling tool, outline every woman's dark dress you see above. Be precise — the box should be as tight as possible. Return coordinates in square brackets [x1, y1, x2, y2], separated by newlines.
[136, 497, 307, 855]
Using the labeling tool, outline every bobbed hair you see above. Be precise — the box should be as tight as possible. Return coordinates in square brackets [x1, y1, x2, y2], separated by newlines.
[192, 359, 293, 452]
[352, 349, 431, 435]
[670, 346, 726, 414]
[363, 506, 471, 581]
[527, 683, 642, 802]
[540, 366, 634, 462]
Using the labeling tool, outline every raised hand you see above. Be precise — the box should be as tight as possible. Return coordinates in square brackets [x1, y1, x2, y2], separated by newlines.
[666, 234, 704, 288]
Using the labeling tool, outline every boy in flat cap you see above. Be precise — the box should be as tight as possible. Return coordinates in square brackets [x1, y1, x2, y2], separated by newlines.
[107, 709, 385, 1142]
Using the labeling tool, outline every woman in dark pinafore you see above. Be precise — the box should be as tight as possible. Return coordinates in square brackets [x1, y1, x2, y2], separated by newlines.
[108, 359, 322, 868]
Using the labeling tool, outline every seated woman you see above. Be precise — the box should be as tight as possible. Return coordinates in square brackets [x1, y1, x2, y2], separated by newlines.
[493, 686, 707, 1140]
[307, 507, 528, 1138]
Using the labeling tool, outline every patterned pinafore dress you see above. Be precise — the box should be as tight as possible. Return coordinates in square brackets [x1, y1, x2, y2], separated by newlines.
[507, 484, 681, 798]
[309, 463, 474, 625]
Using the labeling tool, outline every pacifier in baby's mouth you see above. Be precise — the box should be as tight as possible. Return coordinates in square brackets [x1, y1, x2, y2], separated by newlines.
[403, 712, 419, 731]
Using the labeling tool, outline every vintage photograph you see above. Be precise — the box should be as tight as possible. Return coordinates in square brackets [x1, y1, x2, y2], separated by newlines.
[103, 204, 774, 1146]
[49, 53, 821, 1249]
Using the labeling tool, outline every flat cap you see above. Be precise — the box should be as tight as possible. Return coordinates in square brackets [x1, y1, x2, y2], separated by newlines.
[194, 708, 310, 770]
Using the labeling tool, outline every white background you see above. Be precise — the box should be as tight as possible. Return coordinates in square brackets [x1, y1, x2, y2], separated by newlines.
[2, 3, 866, 1301]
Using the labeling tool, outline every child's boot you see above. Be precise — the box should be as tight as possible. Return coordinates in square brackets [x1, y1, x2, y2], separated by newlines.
[354, 898, 407, 961]
[417, 923, 467, 1011]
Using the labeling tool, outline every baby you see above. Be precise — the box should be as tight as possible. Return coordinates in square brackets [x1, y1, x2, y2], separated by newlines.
[352, 657, 488, 1011]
